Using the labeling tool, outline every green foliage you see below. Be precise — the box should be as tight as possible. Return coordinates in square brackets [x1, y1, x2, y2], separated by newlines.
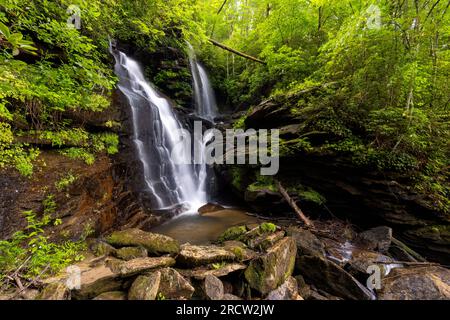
[156, 292, 166, 300]
[55, 172, 77, 191]
[197, 0, 449, 210]
[218, 225, 247, 243]
[0, 122, 40, 176]
[211, 261, 227, 270]
[59, 147, 95, 165]
[0, 22, 37, 56]
[0, 210, 85, 281]
[42, 194, 57, 215]
[247, 175, 277, 192]
[260, 223, 277, 234]
[287, 185, 326, 205]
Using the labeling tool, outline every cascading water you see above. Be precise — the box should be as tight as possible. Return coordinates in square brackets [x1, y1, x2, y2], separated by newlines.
[112, 49, 208, 213]
[188, 44, 218, 123]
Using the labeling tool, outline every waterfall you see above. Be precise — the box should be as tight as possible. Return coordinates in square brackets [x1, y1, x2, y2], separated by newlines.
[112, 50, 208, 213]
[188, 44, 218, 123]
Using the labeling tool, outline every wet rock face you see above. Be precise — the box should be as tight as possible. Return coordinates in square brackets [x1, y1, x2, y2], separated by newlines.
[244, 237, 297, 295]
[106, 228, 180, 256]
[378, 266, 450, 300]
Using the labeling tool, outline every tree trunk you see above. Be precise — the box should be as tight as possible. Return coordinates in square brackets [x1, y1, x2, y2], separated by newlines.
[208, 38, 267, 65]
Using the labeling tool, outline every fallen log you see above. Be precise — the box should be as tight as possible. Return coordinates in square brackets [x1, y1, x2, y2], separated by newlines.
[276, 180, 313, 228]
[208, 38, 267, 65]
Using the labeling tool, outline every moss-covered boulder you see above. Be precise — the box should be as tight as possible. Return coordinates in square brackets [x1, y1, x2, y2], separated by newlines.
[106, 229, 180, 256]
[222, 241, 258, 262]
[88, 239, 117, 257]
[218, 226, 248, 243]
[93, 291, 127, 300]
[247, 230, 285, 251]
[244, 237, 297, 295]
[114, 246, 148, 260]
[177, 244, 236, 267]
[128, 272, 161, 300]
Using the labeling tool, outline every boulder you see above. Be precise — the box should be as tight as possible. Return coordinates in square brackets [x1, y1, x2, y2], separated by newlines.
[158, 268, 195, 300]
[72, 265, 122, 300]
[177, 244, 236, 267]
[244, 237, 297, 295]
[266, 277, 303, 300]
[223, 241, 258, 262]
[378, 266, 450, 300]
[204, 275, 224, 300]
[117, 257, 176, 277]
[106, 229, 180, 256]
[93, 291, 127, 300]
[356, 226, 392, 253]
[36, 283, 70, 300]
[88, 239, 116, 257]
[296, 254, 374, 300]
[287, 227, 326, 258]
[247, 231, 286, 251]
[198, 203, 225, 215]
[218, 226, 248, 243]
[128, 272, 161, 300]
[114, 246, 148, 260]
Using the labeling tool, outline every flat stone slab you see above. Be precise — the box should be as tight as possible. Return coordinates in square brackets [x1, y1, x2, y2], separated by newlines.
[183, 263, 247, 280]
[177, 244, 236, 267]
[116, 257, 176, 277]
[106, 228, 180, 255]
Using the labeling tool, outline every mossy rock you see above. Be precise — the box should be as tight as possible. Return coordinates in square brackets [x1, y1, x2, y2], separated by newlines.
[88, 239, 116, 257]
[244, 237, 297, 295]
[218, 226, 248, 243]
[114, 246, 148, 260]
[106, 228, 180, 256]
[128, 273, 161, 300]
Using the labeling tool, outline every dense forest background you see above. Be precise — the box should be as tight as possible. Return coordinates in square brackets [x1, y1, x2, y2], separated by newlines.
[0, 0, 449, 282]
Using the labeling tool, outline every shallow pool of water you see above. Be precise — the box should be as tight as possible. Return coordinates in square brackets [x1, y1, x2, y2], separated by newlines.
[152, 209, 260, 245]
